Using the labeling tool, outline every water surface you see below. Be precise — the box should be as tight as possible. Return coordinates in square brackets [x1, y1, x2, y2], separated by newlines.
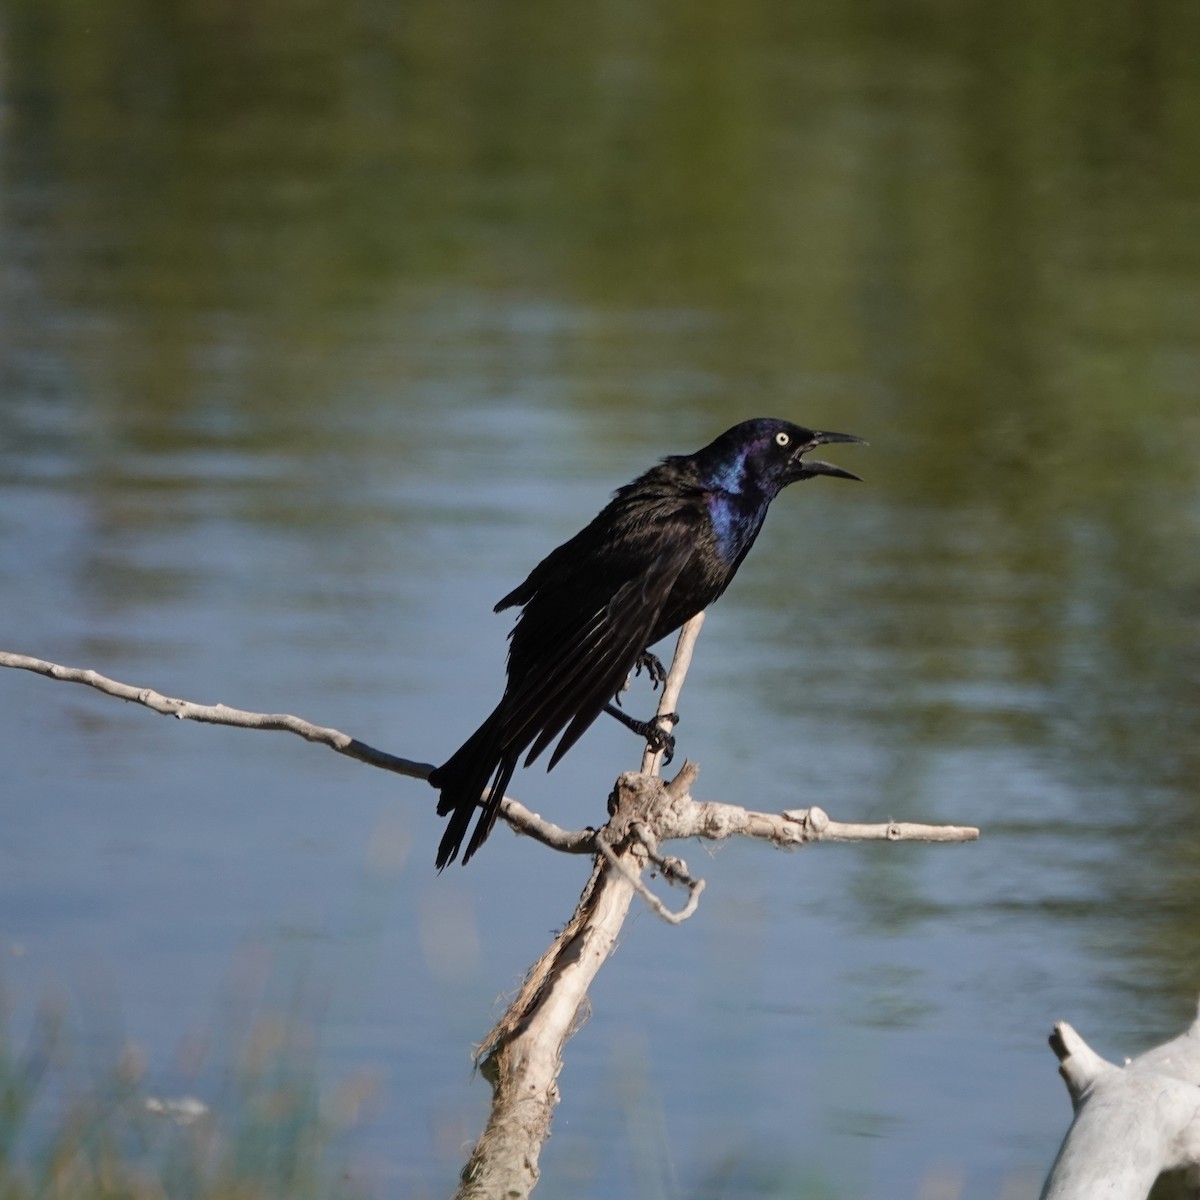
[3, 1, 1200, 1196]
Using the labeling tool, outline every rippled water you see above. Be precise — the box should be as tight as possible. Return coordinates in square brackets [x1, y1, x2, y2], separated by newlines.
[3, 2, 1200, 1196]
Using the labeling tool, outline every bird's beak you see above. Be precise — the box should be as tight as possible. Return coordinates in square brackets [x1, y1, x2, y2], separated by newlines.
[793, 430, 867, 482]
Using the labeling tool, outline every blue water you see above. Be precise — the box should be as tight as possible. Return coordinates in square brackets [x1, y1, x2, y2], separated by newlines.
[0, 376, 1163, 1197]
[4, 3, 1200, 1194]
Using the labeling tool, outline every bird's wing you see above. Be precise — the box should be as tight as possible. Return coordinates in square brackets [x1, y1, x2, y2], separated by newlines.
[498, 532, 697, 771]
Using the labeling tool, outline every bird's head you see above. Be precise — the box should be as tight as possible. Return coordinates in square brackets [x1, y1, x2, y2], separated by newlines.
[696, 418, 866, 496]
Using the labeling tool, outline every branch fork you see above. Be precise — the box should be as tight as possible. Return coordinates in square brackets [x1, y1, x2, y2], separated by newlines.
[1, 615, 979, 1200]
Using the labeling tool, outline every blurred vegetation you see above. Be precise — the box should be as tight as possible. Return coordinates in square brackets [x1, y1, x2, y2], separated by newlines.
[4, 0, 1198, 445]
[0, 997, 372, 1200]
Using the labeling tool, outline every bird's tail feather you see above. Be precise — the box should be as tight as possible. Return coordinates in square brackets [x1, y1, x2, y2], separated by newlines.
[431, 711, 516, 868]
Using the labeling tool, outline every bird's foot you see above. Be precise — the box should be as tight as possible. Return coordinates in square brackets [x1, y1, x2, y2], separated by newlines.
[613, 652, 668, 708]
[646, 715, 678, 765]
[603, 704, 680, 764]
[635, 651, 668, 690]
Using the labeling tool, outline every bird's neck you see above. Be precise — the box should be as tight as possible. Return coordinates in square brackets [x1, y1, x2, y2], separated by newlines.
[704, 485, 773, 564]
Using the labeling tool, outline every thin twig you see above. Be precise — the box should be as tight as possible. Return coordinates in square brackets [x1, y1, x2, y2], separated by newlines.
[593, 832, 705, 925]
[1, 649, 978, 850]
[664, 797, 979, 845]
[0, 651, 435, 780]
[0, 650, 583, 854]
[780, 804, 979, 843]
[500, 800, 598, 854]
[641, 613, 704, 777]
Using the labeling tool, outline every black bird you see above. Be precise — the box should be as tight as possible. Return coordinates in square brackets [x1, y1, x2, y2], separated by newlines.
[430, 417, 864, 867]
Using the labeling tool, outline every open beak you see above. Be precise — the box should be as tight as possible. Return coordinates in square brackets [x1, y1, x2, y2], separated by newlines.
[794, 429, 867, 482]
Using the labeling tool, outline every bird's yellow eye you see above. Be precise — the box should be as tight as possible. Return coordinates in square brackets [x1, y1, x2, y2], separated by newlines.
[775, 431, 790, 447]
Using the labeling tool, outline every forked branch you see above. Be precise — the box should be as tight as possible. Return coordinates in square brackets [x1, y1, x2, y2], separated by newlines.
[0, 644, 976, 870]
[2, 624, 979, 1200]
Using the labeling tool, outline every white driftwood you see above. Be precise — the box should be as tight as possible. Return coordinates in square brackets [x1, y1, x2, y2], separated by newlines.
[1, 620, 980, 1199]
[0, 645, 979, 868]
[450, 614, 976, 1197]
[1040, 1000, 1200, 1199]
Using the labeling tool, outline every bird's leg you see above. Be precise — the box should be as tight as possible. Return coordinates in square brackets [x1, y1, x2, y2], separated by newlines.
[603, 703, 679, 764]
[634, 651, 668, 690]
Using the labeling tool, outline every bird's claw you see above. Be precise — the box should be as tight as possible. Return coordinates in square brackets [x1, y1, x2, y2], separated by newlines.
[635, 651, 669, 690]
[645, 717, 678, 764]
[615, 653, 667, 709]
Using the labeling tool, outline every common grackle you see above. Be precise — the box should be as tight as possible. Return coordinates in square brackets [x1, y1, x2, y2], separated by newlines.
[430, 418, 864, 867]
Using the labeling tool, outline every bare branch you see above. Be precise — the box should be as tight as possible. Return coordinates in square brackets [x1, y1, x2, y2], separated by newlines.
[1, 648, 977, 853]
[4, 627, 980, 1200]
[452, 622, 714, 1198]
[594, 831, 705, 925]
[456, 851, 639, 1199]
[760, 803, 977, 845]
[0, 650, 607, 859]
[782, 806, 979, 843]
[641, 612, 704, 776]
[499, 799, 598, 855]
[0, 651, 435, 780]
